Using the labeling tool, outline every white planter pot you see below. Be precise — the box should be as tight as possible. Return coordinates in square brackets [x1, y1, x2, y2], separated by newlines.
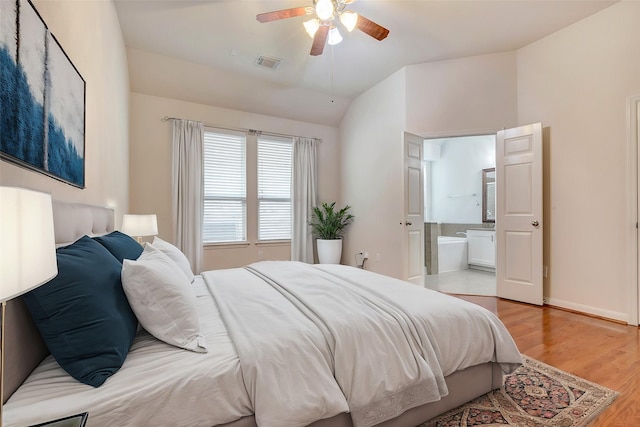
[316, 239, 343, 264]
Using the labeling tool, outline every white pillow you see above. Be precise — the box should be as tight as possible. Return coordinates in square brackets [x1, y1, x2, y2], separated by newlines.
[121, 244, 207, 353]
[152, 237, 195, 282]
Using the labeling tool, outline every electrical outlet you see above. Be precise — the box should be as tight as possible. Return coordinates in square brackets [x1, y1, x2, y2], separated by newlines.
[363, 251, 369, 259]
[376, 253, 381, 262]
[543, 265, 548, 278]
[258, 251, 264, 260]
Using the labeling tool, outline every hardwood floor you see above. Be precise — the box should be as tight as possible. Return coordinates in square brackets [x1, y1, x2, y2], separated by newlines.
[496, 299, 640, 426]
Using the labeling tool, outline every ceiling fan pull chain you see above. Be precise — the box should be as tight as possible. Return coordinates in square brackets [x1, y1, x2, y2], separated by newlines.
[330, 44, 335, 103]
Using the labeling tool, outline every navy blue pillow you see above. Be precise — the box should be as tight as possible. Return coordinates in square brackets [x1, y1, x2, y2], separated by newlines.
[93, 231, 143, 263]
[23, 236, 138, 387]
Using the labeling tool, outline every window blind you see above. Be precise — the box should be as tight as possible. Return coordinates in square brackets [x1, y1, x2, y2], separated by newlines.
[258, 135, 293, 241]
[203, 129, 246, 243]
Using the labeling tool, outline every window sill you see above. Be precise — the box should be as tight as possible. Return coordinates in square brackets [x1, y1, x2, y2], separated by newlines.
[204, 241, 250, 249]
[203, 240, 290, 249]
[255, 240, 291, 247]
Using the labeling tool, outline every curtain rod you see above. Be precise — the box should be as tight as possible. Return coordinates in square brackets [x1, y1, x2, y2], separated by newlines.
[161, 116, 322, 143]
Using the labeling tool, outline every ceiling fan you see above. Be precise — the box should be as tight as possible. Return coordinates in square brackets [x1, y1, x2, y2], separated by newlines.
[256, 0, 390, 56]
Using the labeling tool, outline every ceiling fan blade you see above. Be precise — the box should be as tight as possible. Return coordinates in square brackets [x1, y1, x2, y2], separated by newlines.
[310, 25, 329, 56]
[356, 15, 390, 41]
[256, 7, 309, 23]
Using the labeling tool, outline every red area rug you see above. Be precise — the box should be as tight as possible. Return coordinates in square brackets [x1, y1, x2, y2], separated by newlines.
[420, 356, 618, 427]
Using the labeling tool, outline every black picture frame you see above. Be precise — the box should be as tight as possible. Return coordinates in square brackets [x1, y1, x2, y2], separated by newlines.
[482, 167, 496, 223]
[0, 0, 86, 188]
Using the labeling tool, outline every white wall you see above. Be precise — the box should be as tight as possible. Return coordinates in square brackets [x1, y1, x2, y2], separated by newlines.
[430, 135, 495, 223]
[517, 0, 640, 321]
[339, 69, 407, 278]
[405, 52, 518, 136]
[129, 92, 340, 271]
[0, 1, 130, 221]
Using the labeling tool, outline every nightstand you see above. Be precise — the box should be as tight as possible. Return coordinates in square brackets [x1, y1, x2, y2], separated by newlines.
[31, 413, 88, 427]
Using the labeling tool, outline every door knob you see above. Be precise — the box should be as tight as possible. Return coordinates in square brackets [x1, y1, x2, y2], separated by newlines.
[531, 220, 539, 227]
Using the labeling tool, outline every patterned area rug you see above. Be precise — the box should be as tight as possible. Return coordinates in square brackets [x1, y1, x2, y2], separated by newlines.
[420, 356, 618, 427]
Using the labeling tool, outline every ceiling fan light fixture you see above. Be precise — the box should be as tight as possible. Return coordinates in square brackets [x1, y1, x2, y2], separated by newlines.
[339, 11, 358, 32]
[255, 1, 390, 56]
[303, 18, 320, 38]
[328, 26, 343, 45]
[315, 0, 334, 21]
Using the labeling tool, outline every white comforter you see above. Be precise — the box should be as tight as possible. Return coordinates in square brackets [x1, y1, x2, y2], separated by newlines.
[202, 261, 522, 427]
[5, 262, 520, 427]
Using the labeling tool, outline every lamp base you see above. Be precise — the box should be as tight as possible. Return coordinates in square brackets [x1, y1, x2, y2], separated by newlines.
[1, 300, 6, 427]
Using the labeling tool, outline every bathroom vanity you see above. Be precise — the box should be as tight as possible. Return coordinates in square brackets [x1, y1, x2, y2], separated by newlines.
[466, 229, 496, 270]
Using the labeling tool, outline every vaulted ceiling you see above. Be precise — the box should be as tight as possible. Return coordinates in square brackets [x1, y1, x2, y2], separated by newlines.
[115, 0, 616, 126]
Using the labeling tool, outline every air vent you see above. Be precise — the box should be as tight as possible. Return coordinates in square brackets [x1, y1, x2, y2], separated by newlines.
[255, 55, 282, 70]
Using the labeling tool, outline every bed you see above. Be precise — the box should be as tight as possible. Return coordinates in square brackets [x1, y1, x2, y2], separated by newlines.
[2, 201, 522, 427]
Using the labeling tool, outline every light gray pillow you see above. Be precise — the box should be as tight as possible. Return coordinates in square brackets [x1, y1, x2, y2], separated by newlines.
[152, 236, 195, 282]
[121, 244, 207, 353]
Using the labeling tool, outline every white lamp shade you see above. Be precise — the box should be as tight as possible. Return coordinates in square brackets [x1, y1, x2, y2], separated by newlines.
[0, 187, 58, 302]
[122, 214, 158, 237]
[328, 27, 343, 45]
[315, 0, 334, 21]
[303, 18, 320, 38]
[339, 11, 358, 32]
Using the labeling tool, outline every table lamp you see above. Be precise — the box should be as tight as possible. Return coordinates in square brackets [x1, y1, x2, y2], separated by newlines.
[0, 187, 58, 427]
[121, 214, 158, 243]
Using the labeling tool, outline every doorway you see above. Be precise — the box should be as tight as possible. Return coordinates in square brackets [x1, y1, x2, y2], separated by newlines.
[422, 134, 497, 296]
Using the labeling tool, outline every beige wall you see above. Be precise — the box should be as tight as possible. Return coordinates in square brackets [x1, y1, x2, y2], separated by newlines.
[340, 52, 517, 279]
[0, 1, 130, 221]
[339, 69, 407, 278]
[129, 92, 340, 272]
[517, 0, 640, 321]
[405, 51, 518, 136]
[342, 4, 640, 322]
[126, 48, 350, 128]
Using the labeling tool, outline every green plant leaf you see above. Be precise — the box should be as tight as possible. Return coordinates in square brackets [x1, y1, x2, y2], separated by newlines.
[308, 202, 354, 239]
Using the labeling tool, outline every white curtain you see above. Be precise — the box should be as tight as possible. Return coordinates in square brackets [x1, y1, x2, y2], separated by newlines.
[291, 137, 318, 263]
[172, 119, 204, 273]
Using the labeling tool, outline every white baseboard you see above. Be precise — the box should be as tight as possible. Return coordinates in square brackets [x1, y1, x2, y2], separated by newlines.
[545, 297, 628, 323]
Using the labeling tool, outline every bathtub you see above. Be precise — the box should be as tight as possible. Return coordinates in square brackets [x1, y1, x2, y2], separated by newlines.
[438, 236, 469, 273]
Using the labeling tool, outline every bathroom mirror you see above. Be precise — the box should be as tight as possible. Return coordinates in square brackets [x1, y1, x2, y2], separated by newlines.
[482, 167, 496, 223]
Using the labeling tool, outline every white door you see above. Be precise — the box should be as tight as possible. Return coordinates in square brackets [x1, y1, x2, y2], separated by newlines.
[637, 98, 640, 326]
[496, 123, 543, 305]
[631, 96, 640, 325]
[404, 132, 425, 286]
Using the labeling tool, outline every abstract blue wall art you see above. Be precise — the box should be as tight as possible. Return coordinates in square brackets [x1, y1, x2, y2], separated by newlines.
[0, 0, 85, 188]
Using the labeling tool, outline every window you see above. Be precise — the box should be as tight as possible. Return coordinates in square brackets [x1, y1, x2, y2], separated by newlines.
[258, 135, 292, 241]
[202, 128, 293, 244]
[203, 130, 246, 243]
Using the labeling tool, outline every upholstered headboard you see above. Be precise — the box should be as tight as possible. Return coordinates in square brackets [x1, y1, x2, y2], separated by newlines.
[3, 201, 114, 403]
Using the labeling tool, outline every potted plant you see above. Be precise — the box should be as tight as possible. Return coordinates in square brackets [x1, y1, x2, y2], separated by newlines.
[309, 202, 354, 264]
